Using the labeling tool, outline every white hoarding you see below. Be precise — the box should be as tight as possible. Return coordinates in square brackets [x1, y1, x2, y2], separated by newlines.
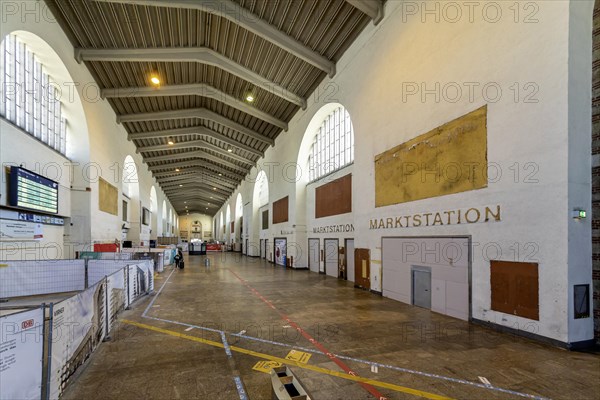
[50, 283, 105, 399]
[0, 308, 44, 400]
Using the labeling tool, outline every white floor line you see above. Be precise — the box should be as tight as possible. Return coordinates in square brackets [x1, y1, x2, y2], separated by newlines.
[138, 267, 548, 400]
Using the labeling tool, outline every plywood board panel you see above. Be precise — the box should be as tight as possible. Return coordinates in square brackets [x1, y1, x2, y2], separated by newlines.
[272, 196, 289, 224]
[491, 260, 539, 320]
[315, 174, 352, 218]
[375, 106, 487, 207]
[98, 177, 118, 216]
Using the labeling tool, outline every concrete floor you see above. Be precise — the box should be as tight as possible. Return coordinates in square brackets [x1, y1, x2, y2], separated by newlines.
[63, 253, 600, 400]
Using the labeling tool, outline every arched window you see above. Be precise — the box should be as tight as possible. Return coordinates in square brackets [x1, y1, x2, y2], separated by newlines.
[255, 170, 269, 207]
[0, 34, 67, 155]
[235, 193, 243, 218]
[308, 106, 354, 182]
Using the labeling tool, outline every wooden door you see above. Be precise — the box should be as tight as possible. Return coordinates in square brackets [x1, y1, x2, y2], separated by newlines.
[354, 248, 370, 290]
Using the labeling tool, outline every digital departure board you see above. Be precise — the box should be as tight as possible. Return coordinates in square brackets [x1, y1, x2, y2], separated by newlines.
[9, 166, 59, 214]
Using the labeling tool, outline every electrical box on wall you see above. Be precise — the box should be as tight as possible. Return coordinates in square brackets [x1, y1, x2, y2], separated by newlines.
[574, 284, 590, 319]
[571, 209, 587, 220]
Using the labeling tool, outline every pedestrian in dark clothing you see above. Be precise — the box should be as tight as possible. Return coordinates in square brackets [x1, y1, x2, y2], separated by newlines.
[175, 248, 184, 269]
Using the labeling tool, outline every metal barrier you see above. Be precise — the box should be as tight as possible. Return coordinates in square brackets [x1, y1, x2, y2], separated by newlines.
[0, 261, 156, 400]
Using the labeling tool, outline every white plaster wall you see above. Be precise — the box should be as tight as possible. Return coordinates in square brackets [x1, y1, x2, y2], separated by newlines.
[0, 123, 72, 259]
[178, 213, 213, 241]
[212, 0, 592, 343]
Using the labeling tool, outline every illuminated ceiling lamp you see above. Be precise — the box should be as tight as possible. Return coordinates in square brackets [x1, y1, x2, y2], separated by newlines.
[149, 72, 161, 86]
[168, 137, 175, 145]
[245, 86, 255, 103]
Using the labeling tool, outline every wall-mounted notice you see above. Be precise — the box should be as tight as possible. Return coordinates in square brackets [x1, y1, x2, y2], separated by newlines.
[0, 220, 43, 241]
[0, 307, 44, 400]
[50, 283, 105, 399]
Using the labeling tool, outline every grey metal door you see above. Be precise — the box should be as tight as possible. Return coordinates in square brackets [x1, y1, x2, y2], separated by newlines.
[412, 269, 431, 309]
[308, 239, 320, 273]
[346, 239, 355, 282]
[324, 239, 338, 277]
[263, 239, 268, 260]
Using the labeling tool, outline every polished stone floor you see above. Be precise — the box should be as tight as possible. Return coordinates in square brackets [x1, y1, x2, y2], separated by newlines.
[63, 253, 600, 400]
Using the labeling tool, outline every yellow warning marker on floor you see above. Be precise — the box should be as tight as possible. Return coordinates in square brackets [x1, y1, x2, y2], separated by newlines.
[285, 349, 311, 364]
[122, 319, 454, 400]
[0, 264, 8, 268]
[252, 360, 283, 373]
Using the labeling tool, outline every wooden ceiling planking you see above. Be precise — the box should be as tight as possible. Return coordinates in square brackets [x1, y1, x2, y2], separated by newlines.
[46, 0, 371, 213]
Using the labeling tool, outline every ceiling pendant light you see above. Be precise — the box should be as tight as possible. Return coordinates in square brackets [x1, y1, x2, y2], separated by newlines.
[149, 72, 161, 86]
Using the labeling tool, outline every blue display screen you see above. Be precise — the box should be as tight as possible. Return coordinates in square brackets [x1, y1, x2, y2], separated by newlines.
[9, 166, 59, 214]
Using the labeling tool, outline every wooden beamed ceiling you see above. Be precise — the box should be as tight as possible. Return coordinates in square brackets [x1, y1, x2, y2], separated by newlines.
[45, 0, 383, 215]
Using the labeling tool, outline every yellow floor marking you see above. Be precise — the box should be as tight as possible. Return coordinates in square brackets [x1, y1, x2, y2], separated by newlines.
[122, 319, 453, 400]
[285, 349, 312, 364]
[253, 360, 283, 373]
[0, 264, 8, 268]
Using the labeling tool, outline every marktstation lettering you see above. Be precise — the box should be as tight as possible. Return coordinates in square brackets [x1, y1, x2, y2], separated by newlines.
[369, 205, 501, 230]
[312, 224, 355, 234]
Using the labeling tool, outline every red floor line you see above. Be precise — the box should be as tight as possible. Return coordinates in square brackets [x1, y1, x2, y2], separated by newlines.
[228, 269, 387, 400]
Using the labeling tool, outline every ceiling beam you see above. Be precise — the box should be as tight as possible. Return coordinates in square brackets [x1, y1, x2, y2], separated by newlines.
[164, 188, 228, 201]
[150, 161, 245, 181]
[159, 178, 236, 194]
[144, 150, 248, 173]
[75, 47, 306, 108]
[169, 194, 222, 204]
[169, 197, 221, 206]
[157, 173, 237, 189]
[160, 176, 234, 192]
[102, 83, 288, 131]
[164, 188, 229, 201]
[164, 184, 228, 197]
[345, 0, 384, 25]
[92, 0, 335, 78]
[129, 126, 264, 157]
[138, 140, 254, 165]
[168, 193, 222, 202]
[154, 169, 239, 186]
[118, 108, 274, 146]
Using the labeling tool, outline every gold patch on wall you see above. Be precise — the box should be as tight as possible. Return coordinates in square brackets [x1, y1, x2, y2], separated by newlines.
[375, 106, 487, 207]
[98, 177, 118, 216]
